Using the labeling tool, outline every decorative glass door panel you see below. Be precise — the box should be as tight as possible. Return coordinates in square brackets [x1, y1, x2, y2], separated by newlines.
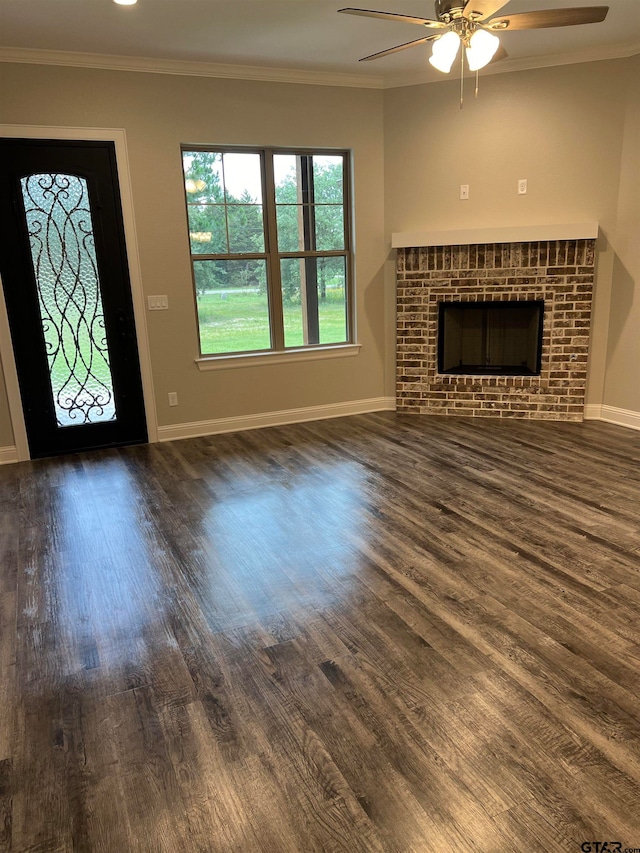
[20, 173, 117, 427]
[0, 139, 148, 458]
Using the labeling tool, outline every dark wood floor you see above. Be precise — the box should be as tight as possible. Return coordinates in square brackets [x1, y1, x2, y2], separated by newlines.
[1, 413, 640, 853]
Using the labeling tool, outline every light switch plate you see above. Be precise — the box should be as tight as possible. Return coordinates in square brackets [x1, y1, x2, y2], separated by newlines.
[148, 295, 169, 310]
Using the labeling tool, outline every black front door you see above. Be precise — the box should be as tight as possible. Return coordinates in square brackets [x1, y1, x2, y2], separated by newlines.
[0, 139, 148, 458]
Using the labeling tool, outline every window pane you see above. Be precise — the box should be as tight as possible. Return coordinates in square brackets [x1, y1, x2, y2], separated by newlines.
[276, 204, 304, 253]
[183, 151, 225, 203]
[193, 260, 270, 354]
[222, 153, 263, 204]
[315, 205, 345, 251]
[312, 156, 344, 203]
[281, 258, 305, 348]
[317, 256, 347, 344]
[20, 174, 117, 427]
[275, 154, 346, 251]
[280, 256, 347, 348]
[278, 204, 345, 252]
[227, 204, 265, 253]
[183, 151, 265, 254]
[274, 154, 299, 204]
[187, 204, 227, 254]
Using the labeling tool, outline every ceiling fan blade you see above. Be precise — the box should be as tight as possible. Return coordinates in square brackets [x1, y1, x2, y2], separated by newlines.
[462, 0, 510, 21]
[338, 8, 445, 28]
[359, 35, 439, 61]
[489, 44, 509, 63]
[487, 6, 608, 30]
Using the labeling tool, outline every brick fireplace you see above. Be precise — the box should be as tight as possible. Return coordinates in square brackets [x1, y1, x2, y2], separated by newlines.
[395, 227, 597, 421]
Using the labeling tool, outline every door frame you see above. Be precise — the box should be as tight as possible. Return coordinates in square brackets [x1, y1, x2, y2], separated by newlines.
[0, 124, 158, 461]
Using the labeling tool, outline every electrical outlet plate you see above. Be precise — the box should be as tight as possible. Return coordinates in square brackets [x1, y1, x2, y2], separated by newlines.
[168, 392, 178, 406]
[518, 179, 528, 195]
[459, 184, 470, 200]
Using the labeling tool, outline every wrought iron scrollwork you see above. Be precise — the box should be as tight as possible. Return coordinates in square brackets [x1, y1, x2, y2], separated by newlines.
[20, 173, 117, 427]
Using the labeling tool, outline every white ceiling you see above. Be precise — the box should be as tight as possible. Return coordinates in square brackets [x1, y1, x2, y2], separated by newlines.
[1, 0, 639, 87]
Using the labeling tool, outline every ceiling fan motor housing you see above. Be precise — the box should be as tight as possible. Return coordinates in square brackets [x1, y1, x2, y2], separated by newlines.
[435, 0, 468, 20]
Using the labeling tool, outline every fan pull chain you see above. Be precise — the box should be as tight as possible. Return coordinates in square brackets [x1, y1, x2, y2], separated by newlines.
[475, 69, 479, 98]
[460, 46, 464, 109]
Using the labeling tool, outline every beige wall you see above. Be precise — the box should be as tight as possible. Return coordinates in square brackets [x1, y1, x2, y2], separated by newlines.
[0, 63, 386, 444]
[604, 54, 640, 413]
[1, 55, 638, 451]
[383, 57, 638, 411]
[0, 352, 14, 447]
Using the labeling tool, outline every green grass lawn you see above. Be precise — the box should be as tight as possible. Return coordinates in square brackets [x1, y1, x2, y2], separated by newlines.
[197, 287, 348, 354]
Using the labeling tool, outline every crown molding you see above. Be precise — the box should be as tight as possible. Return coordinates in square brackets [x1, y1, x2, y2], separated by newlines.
[2, 41, 637, 91]
[0, 47, 384, 89]
[383, 40, 640, 89]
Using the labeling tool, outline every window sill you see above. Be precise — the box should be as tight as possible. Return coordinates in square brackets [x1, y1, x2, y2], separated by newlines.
[195, 343, 361, 371]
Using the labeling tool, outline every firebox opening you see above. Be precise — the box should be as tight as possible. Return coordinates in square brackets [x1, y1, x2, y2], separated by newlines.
[438, 300, 544, 376]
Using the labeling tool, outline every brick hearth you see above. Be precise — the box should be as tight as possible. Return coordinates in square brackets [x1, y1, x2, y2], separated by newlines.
[396, 239, 595, 421]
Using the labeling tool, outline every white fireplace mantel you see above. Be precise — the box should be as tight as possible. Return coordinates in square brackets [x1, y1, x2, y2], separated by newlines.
[391, 223, 599, 249]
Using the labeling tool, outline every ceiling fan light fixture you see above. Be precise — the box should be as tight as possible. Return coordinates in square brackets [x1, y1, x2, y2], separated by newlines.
[429, 30, 461, 73]
[465, 29, 500, 71]
[113, 0, 138, 5]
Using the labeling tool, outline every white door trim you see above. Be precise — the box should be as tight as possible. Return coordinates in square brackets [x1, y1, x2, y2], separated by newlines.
[0, 124, 158, 460]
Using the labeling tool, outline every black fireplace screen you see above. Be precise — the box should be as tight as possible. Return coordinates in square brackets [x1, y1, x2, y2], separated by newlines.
[438, 300, 544, 376]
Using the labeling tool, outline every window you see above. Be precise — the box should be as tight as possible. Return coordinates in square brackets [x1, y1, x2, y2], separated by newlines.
[181, 147, 353, 359]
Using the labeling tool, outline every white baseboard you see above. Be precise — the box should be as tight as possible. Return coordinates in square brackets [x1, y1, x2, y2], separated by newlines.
[157, 396, 397, 443]
[583, 404, 602, 421]
[584, 404, 640, 432]
[0, 445, 18, 465]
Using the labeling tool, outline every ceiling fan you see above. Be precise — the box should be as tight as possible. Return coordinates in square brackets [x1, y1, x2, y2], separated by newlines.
[338, 1, 609, 72]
